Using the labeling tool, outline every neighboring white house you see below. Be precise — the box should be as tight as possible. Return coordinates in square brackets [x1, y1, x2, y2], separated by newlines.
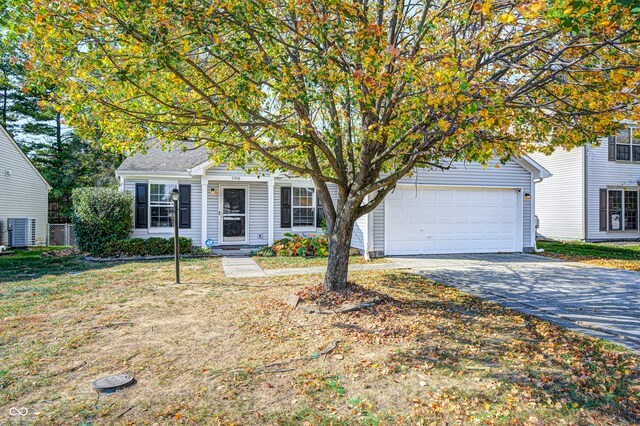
[532, 125, 640, 241]
[115, 143, 550, 257]
[0, 124, 51, 246]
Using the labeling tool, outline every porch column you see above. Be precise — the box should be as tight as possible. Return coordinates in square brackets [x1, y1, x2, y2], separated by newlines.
[201, 177, 208, 248]
[267, 177, 275, 245]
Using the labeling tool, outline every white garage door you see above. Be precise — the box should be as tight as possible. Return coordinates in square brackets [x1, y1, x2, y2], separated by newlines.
[385, 187, 520, 255]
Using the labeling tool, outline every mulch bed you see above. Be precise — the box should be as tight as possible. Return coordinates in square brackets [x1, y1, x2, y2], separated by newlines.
[43, 248, 81, 257]
[294, 282, 393, 311]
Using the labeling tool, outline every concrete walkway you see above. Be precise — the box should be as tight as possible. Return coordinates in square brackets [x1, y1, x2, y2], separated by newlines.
[263, 262, 406, 277]
[221, 257, 406, 278]
[393, 254, 640, 353]
[221, 257, 267, 278]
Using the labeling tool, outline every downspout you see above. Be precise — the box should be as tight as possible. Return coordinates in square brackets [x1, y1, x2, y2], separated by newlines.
[533, 176, 545, 253]
[583, 145, 589, 241]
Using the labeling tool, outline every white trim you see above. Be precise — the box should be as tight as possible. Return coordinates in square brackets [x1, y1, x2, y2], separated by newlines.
[605, 187, 640, 233]
[395, 183, 520, 191]
[362, 195, 371, 261]
[530, 174, 536, 248]
[201, 177, 208, 247]
[516, 188, 524, 251]
[117, 172, 192, 179]
[513, 156, 552, 179]
[218, 185, 250, 245]
[291, 184, 317, 229]
[383, 185, 524, 256]
[148, 180, 179, 233]
[189, 159, 215, 176]
[267, 177, 275, 245]
[202, 175, 270, 182]
[0, 123, 51, 190]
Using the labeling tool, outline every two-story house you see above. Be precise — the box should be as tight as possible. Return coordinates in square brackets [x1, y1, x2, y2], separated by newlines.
[532, 125, 640, 241]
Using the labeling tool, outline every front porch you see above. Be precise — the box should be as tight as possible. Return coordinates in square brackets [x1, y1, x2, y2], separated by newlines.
[200, 175, 275, 249]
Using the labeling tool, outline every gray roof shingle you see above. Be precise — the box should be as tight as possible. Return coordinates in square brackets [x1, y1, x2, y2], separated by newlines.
[117, 142, 210, 173]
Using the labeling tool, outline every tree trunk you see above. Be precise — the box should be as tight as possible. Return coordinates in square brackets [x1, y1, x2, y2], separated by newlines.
[323, 212, 356, 291]
[2, 87, 6, 126]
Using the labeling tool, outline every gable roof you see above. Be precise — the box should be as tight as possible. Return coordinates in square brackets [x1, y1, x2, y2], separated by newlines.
[0, 124, 51, 190]
[513, 156, 552, 179]
[116, 141, 210, 173]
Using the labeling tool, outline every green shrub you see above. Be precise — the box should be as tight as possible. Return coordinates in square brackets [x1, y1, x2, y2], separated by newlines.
[269, 233, 328, 257]
[145, 237, 171, 256]
[72, 187, 133, 255]
[103, 237, 193, 257]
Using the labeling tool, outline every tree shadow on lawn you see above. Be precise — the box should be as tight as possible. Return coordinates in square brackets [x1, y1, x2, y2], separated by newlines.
[337, 272, 640, 423]
[1, 251, 127, 283]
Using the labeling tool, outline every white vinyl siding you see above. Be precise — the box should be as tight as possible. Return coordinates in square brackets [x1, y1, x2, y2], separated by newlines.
[370, 159, 534, 254]
[124, 178, 202, 246]
[530, 148, 585, 240]
[274, 181, 338, 241]
[0, 126, 49, 245]
[587, 137, 640, 241]
[351, 215, 367, 250]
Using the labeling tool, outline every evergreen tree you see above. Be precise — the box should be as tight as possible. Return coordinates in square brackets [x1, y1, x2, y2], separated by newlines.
[0, 18, 122, 222]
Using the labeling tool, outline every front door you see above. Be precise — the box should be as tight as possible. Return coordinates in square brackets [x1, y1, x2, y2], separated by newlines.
[221, 187, 248, 244]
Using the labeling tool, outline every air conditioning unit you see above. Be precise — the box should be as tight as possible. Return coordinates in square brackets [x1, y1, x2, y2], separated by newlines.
[8, 218, 36, 248]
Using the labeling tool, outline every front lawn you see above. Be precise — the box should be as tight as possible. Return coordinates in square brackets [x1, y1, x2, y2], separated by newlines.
[1, 251, 639, 424]
[254, 255, 388, 270]
[537, 240, 640, 271]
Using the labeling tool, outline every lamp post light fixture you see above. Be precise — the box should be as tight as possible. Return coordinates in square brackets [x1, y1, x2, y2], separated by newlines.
[171, 187, 181, 284]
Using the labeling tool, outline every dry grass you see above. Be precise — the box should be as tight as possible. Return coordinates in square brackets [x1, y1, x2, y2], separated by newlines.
[254, 255, 388, 270]
[537, 240, 640, 271]
[1, 252, 639, 425]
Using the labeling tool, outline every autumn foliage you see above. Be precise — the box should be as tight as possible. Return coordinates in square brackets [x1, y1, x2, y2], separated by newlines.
[9, 0, 640, 289]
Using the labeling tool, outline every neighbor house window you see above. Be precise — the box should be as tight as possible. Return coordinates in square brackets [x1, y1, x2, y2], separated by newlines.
[292, 187, 315, 227]
[150, 183, 176, 228]
[608, 189, 638, 231]
[614, 127, 640, 161]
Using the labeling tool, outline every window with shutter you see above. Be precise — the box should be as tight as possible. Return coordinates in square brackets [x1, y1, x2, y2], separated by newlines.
[599, 189, 607, 231]
[135, 183, 148, 229]
[179, 184, 191, 229]
[316, 195, 325, 228]
[280, 186, 292, 228]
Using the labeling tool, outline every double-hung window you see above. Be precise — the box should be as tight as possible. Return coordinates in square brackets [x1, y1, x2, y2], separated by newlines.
[149, 183, 176, 228]
[614, 127, 640, 162]
[608, 189, 638, 231]
[292, 187, 316, 228]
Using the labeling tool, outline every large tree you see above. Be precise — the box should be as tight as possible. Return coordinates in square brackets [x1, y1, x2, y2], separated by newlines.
[12, 0, 640, 290]
[1, 17, 123, 222]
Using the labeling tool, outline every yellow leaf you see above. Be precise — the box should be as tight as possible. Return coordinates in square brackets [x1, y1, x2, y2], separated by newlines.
[498, 13, 516, 24]
[438, 119, 448, 131]
[481, 1, 492, 16]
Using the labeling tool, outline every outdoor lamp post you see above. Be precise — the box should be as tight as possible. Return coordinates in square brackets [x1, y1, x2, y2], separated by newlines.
[171, 187, 180, 284]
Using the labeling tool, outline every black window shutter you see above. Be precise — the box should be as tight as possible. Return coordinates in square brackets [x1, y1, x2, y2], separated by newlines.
[600, 188, 607, 231]
[608, 136, 616, 161]
[179, 184, 191, 229]
[316, 194, 325, 228]
[135, 183, 148, 229]
[280, 186, 292, 228]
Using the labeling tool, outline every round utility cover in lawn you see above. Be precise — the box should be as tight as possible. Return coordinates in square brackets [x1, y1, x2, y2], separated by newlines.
[92, 374, 135, 393]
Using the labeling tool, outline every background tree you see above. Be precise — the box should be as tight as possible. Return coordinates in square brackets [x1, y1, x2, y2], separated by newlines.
[13, 0, 640, 290]
[0, 16, 122, 222]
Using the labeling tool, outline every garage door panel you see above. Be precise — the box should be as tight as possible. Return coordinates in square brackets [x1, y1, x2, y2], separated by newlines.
[385, 187, 520, 255]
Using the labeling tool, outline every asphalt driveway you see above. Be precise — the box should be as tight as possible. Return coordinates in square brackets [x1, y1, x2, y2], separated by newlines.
[393, 254, 640, 353]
